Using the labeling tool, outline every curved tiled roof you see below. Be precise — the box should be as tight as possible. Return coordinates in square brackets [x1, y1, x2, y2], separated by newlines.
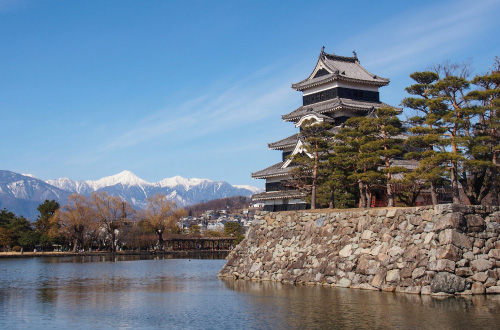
[268, 133, 300, 150]
[292, 51, 389, 90]
[282, 98, 400, 122]
[251, 162, 294, 179]
[252, 190, 307, 201]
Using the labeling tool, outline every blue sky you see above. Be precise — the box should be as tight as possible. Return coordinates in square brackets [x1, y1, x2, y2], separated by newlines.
[1, 0, 499, 188]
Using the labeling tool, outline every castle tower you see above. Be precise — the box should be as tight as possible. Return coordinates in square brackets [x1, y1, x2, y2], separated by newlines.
[252, 48, 399, 211]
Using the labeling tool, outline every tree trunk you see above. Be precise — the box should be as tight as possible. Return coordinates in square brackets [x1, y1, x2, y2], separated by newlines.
[359, 181, 366, 208]
[451, 162, 461, 204]
[72, 238, 78, 252]
[157, 231, 164, 250]
[387, 182, 394, 207]
[365, 189, 372, 208]
[430, 181, 438, 205]
[491, 155, 499, 206]
[311, 153, 318, 210]
[329, 187, 334, 209]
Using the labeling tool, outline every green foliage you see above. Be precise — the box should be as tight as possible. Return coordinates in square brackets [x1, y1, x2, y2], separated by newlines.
[35, 199, 60, 236]
[19, 231, 41, 250]
[224, 222, 244, 244]
[0, 209, 33, 249]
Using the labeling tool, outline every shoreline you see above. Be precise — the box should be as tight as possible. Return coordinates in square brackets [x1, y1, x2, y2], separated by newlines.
[0, 250, 231, 259]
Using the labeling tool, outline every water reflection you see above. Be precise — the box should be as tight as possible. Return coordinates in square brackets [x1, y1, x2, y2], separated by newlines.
[0, 256, 499, 330]
[222, 279, 500, 330]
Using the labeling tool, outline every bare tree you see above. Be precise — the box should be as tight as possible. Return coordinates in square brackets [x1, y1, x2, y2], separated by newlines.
[91, 192, 134, 252]
[54, 194, 95, 252]
[142, 193, 186, 250]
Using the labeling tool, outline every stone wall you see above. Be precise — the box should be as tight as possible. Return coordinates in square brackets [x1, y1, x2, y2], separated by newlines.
[219, 204, 500, 295]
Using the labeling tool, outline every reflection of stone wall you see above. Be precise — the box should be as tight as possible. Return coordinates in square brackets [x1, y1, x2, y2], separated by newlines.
[219, 204, 500, 295]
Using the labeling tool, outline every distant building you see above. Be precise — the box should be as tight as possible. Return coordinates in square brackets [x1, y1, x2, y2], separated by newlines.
[251, 48, 400, 211]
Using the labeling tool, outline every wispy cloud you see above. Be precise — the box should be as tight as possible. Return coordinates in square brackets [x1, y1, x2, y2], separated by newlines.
[63, 63, 299, 167]
[0, 0, 30, 13]
[340, 0, 500, 74]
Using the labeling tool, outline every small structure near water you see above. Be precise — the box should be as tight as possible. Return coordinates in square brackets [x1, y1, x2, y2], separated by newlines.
[219, 204, 500, 295]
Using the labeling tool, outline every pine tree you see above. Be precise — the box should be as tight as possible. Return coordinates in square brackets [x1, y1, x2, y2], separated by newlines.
[362, 108, 406, 207]
[334, 116, 382, 208]
[402, 71, 448, 205]
[467, 57, 500, 205]
[288, 120, 333, 209]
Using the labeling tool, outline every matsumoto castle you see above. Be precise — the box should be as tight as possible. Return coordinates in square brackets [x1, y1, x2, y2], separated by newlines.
[251, 47, 399, 212]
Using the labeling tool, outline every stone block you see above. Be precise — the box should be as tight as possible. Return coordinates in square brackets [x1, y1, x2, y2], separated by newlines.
[422, 210, 433, 221]
[466, 214, 486, 232]
[438, 229, 472, 249]
[371, 269, 387, 288]
[424, 232, 434, 244]
[429, 259, 456, 273]
[386, 269, 400, 283]
[434, 212, 465, 231]
[361, 230, 373, 240]
[437, 244, 460, 261]
[412, 267, 426, 279]
[358, 283, 378, 291]
[431, 272, 468, 293]
[337, 278, 351, 287]
[421, 285, 432, 295]
[470, 259, 493, 272]
[381, 284, 396, 292]
[472, 282, 485, 294]
[434, 204, 453, 215]
[470, 272, 488, 283]
[400, 286, 421, 294]
[339, 244, 352, 258]
[486, 286, 500, 294]
[386, 209, 397, 218]
[488, 249, 500, 260]
[456, 267, 473, 277]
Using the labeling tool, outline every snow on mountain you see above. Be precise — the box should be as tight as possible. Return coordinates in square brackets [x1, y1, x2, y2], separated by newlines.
[88, 170, 151, 190]
[157, 175, 210, 190]
[233, 185, 263, 194]
[45, 170, 260, 209]
[1, 169, 261, 219]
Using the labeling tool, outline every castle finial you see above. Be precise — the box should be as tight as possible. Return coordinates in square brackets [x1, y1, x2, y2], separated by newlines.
[321, 45, 325, 53]
[353, 50, 357, 58]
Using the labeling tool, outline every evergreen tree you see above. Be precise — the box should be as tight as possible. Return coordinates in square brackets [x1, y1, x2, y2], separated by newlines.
[35, 199, 60, 248]
[402, 71, 448, 205]
[288, 120, 333, 209]
[362, 108, 406, 207]
[334, 116, 382, 208]
[466, 57, 500, 205]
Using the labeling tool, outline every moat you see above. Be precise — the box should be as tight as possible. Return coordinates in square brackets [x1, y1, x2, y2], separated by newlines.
[1, 255, 499, 330]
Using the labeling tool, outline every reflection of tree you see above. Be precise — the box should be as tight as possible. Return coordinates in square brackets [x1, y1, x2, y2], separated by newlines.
[37, 280, 58, 304]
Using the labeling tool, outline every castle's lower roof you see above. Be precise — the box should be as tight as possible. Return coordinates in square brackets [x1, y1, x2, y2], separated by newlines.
[252, 162, 293, 179]
[282, 98, 399, 122]
[268, 133, 300, 150]
[252, 190, 307, 201]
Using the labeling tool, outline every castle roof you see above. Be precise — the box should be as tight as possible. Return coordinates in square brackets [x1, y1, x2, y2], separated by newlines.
[252, 161, 293, 179]
[282, 98, 399, 122]
[292, 50, 389, 91]
[268, 133, 300, 150]
[252, 190, 307, 201]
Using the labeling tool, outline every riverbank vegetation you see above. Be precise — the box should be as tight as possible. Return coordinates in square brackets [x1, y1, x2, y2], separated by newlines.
[0, 193, 244, 253]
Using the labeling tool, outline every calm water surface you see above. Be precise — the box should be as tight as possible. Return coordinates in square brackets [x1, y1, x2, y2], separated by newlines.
[1, 255, 500, 330]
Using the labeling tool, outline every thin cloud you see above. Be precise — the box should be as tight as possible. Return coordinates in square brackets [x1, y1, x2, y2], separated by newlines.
[0, 0, 30, 13]
[340, 0, 500, 74]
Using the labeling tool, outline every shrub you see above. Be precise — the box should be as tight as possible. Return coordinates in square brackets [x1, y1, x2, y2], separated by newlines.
[12, 246, 21, 252]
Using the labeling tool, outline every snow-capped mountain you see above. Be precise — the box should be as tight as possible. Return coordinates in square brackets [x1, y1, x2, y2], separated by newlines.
[1, 170, 262, 219]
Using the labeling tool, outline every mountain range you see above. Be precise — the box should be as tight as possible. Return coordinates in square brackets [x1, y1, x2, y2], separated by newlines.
[0, 170, 262, 220]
